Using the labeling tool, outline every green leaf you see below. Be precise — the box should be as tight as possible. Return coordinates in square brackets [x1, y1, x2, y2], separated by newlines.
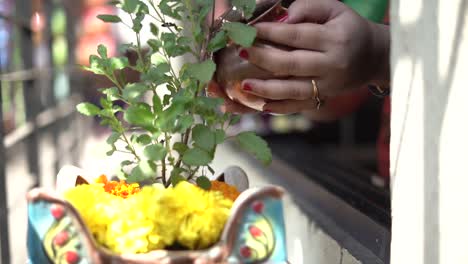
[100, 87, 120, 101]
[109, 57, 129, 70]
[128, 160, 156, 183]
[141, 65, 171, 86]
[170, 173, 185, 187]
[156, 95, 190, 132]
[159, 0, 182, 19]
[150, 23, 159, 36]
[192, 124, 216, 151]
[236, 132, 272, 165]
[157, 63, 171, 73]
[152, 93, 163, 114]
[106, 132, 120, 145]
[132, 12, 145, 33]
[175, 115, 194, 133]
[185, 60, 216, 83]
[107, 0, 121, 5]
[106, 147, 116, 156]
[119, 43, 136, 53]
[207, 31, 228, 52]
[229, 115, 241, 126]
[122, 83, 148, 102]
[195, 97, 223, 110]
[83, 55, 106, 75]
[143, 144, 167, 161]
[196, 176, 212, 190]
[173, 142, 188, 155]
[182, 147, 213, 166]
[162, 32, 189, 57]
[97, 14, 122, 23]
[100, 97, 112, 109]
[136, 134, 152, 145]
[136, 1, 149, 14]
[76, 103, 100, 116]
[232, 0, 256, 19]
[122, 0, 139, 13]
[121, 160, 133, 167]
[223, 22, 257, 47]
[215, 129, 226, 144]
[97, 44, 108, 59]
[147, 39, 161, 52]
[124, 103, 154, 130]
[163, 94, 171, 106]
[177, 36, 191, 46]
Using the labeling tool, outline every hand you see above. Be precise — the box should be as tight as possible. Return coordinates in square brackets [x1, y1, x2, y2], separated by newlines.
[207, 81, 257, 114]
[238, 0, 390, 105]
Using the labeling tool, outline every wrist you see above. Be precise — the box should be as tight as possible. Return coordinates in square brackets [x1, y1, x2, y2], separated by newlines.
[369, 22, 391, 89]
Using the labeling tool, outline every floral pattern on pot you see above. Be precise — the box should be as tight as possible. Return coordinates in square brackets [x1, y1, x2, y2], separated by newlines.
[229, 197, 287, 263]
[27, 201, 91, 264]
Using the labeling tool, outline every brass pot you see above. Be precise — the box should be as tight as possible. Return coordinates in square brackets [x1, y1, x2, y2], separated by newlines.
[214, 0, 288, 111]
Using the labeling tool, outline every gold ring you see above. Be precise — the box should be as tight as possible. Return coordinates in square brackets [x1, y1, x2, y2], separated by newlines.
[311, 80, 323, 110]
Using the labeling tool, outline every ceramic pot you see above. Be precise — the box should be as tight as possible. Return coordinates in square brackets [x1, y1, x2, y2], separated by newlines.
[27, 166, 289, 264]
[214, 0, 288, 111]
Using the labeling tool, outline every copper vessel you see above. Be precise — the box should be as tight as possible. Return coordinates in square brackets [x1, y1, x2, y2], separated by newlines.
[214, 0, 288, 111]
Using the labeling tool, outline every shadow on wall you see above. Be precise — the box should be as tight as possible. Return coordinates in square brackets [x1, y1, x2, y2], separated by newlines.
[391, 0, 467, 263]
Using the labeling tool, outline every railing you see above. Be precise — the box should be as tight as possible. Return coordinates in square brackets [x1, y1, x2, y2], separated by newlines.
[0, 0, 83, 262]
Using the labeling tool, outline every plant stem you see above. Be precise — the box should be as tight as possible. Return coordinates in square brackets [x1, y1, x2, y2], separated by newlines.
[211, 0, 216, 32]
[121, 134, 141, 162]
[186, 167, 200, 181]
[161, 158, 167, 187]
[115, 150, 133, 154]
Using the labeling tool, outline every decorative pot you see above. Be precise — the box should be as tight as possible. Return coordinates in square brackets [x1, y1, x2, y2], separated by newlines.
[27, 166, 289, 264]
[214, 0, 288, 111]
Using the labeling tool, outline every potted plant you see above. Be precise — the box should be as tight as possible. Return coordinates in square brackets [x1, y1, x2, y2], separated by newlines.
[27, 0, 288, 263]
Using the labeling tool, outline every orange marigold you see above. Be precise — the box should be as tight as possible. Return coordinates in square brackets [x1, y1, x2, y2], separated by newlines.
[95, 175, 140, 198]
[210, 180, 240, 201]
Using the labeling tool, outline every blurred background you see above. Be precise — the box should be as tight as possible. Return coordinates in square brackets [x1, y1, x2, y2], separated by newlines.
[0, 0, 390, 263]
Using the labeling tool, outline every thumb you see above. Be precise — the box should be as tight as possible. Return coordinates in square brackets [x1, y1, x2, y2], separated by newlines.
[286, 0, 340, 24]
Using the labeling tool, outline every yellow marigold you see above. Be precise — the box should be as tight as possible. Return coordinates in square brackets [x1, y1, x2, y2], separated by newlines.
[209, 180, 240, 201]
[64, 184, 120, 245]
[173, 181, 233, 249]
[64, 181, 233, 254]
[95, 174, 140, 198]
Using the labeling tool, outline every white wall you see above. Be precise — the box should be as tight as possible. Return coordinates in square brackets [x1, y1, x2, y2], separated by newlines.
[211, 145, 361, 264]
[390, 0, 468, 263]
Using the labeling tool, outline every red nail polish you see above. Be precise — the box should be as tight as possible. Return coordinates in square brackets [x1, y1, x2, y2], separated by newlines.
[263, 109, 272, 113]
[239, 49, 249, 60]
[276, 13, 289, 22]
[243, 83, 253, 91]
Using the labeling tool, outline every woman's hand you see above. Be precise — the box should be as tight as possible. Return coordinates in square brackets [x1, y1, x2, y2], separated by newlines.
[207, 81, 257, 114]
[239, 0, 390, 107]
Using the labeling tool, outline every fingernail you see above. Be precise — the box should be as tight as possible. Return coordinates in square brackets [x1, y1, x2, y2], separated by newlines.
[243, 83, 253, 91]
[238, 49, 249, 60]
[276, 13, 289, 22]
[263, 109, 272, 113]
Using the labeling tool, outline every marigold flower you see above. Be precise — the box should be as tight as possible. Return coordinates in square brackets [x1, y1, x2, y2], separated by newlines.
[64, 180, 234, 254]
[209, 180, 240, 201]
[95, 175, 140, 198]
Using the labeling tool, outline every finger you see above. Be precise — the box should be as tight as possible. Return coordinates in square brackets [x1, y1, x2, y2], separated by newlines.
[287, 0, 343, 24]
[241, 78, 313, 100]
[263, 99, 318, 114]
[239, 47, 328, 77]
[207, 81, 257, 114]
[254, 22, 328, 51]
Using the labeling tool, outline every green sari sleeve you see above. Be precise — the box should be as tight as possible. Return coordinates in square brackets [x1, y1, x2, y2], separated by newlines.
[342, 0, 389, 22]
